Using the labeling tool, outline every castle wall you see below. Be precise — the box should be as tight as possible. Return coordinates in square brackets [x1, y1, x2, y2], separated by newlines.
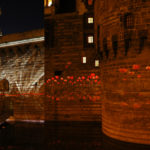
[95, 0, 150, 144]
[0, 30, 45, 121]
[45, 11, 102, 121]
[0, 96, 11, 123]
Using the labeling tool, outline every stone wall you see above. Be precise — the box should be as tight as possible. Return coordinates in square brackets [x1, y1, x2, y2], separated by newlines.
[0, 96, 11, 123]
[45, 11, 102, 121]
[95, 0, 150, 144]
[0, 30, 45, 121]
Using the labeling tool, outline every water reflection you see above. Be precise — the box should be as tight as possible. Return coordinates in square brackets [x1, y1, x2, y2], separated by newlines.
[0, 122, 149, 150]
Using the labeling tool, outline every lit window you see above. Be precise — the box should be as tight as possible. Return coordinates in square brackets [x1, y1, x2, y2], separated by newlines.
[88, 17, 94, 24]
[95, 60, 99, 67]
[48, 0, 52, 7]
[82, 57, 87, 64]
[88, 36, 94, 43]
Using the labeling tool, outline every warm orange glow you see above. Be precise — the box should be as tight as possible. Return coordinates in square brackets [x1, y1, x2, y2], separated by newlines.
[146, 66, 150, 70]
[44, 0, 47, 7]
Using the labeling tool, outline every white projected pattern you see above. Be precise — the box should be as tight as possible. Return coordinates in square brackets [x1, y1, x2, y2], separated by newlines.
[0, 46, 44, 94]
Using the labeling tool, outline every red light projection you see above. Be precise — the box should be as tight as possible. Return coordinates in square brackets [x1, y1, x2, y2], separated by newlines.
[119, 68, 128, 73]
[43, 73, 102, 103]
[55, 76, 59, 79]
[82, 76, 85, 80]
[2, 63, 150, 109]
[88, 0, 93, 5]
[120, 102, 128, 107]
[129, 71, 135, 75]
[132, 64, 140, 70]
[137, 75, 141, 78]
[133, 103, 141, 109]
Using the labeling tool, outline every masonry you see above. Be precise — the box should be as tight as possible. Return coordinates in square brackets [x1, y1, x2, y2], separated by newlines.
[0, 0, 149, 146]
[95, 0, 150, 145]
[0, 29, 45, 121]
[44, 0, 101, 121]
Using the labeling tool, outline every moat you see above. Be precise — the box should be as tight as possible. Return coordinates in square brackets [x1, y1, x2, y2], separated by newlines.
[0, 122, 150, 150]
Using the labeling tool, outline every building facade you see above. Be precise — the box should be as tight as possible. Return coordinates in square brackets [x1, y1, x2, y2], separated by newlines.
[44, 0, 101, 121]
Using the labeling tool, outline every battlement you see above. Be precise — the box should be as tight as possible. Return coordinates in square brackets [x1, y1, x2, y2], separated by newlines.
[95, 0, 150, 144]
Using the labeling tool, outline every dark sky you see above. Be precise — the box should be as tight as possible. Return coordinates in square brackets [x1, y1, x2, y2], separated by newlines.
[0, 0, 44, 35]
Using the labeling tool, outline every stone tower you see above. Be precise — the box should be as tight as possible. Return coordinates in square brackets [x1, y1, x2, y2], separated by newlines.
[44, 0, 102, 122]
[95, 0, 150, 145]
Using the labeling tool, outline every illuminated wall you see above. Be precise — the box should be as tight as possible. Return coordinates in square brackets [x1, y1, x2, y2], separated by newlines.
[44, 0, 102, 121]
[95, 0, 150, 144]
[0, 30, 45, 121]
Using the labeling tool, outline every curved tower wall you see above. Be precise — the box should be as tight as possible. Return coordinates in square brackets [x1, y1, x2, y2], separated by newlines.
[95, 0, 150, 144]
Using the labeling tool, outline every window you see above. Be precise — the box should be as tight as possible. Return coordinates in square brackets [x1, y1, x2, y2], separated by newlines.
[82, 57, 87, 64]
[44, 0, 52, 7]
[88, 36, 94, 43]
[48, 0, 52, 7]
[88, 17, 94, 24]
[124, 13, 134, 29]
[83, 13, 94, 29]
[95, 60, 99, 67]
[84, 34, 94, 48]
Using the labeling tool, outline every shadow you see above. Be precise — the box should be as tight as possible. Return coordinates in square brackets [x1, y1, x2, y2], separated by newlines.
[0, 122, 149, 150]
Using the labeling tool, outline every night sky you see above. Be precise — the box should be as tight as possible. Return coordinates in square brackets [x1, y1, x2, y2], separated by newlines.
[0, 0, 44, 35]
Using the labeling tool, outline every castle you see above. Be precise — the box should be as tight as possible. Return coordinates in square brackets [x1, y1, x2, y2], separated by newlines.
[0, 0, 149, 145]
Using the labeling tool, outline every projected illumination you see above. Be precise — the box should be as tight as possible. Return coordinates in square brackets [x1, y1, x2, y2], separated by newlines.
[0, 37, 44, 48]
[0, 45, 44, 93]
[48, 0, 52, 7]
